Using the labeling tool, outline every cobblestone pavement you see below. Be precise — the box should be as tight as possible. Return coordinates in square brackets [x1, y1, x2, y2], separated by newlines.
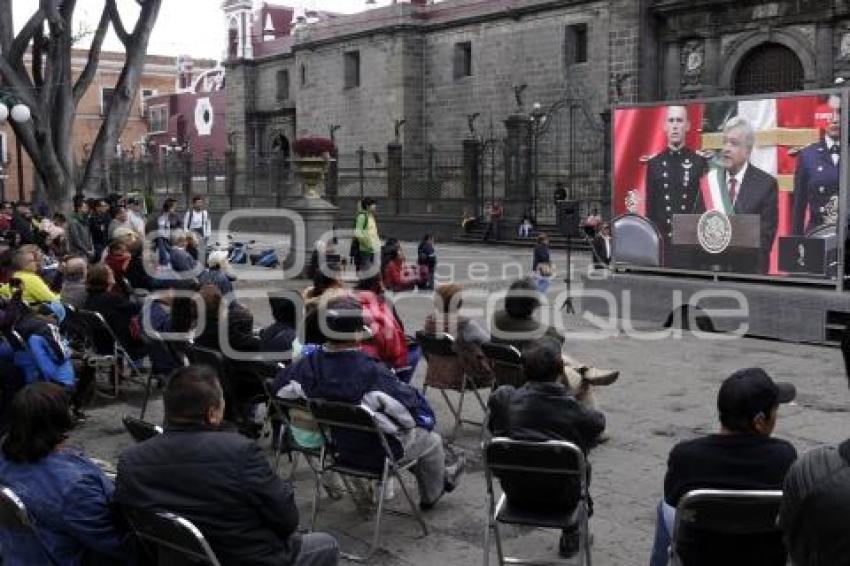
[69, 241, 850, 565]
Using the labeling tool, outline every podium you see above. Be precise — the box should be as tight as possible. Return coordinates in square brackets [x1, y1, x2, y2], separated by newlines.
[670, 214, 764, 273]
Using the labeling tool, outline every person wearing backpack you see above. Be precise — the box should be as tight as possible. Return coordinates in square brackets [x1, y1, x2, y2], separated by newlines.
[352, 198, 380, 273]
[184, 196, 212, 243]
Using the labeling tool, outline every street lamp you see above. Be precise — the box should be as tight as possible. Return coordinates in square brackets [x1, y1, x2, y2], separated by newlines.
[530, 102, 547, 222]
[0, 97, 33, 202]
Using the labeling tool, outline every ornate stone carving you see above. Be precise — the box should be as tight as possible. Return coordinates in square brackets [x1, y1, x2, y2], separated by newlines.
[681, 39, 705, 86]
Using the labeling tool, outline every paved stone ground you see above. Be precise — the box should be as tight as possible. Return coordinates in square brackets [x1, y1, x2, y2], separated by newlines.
[68, 241, 850, 565]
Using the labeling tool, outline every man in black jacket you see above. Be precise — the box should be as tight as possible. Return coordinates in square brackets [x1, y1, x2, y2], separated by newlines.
[488, 337, 605, 558]
[114, 366, 339, 566]
[648, 368, 797, 566]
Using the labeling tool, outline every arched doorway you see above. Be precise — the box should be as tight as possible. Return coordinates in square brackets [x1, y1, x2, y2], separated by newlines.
[734, 42, 804, 95]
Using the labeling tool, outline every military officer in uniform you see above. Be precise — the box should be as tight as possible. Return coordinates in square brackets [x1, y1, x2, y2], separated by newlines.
[644, 105, 708, 261]
[792, 95, 841, 235]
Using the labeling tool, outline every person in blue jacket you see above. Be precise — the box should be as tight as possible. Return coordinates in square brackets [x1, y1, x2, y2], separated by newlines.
[0, 382, 133, 565]
[12, 302, 75, 388]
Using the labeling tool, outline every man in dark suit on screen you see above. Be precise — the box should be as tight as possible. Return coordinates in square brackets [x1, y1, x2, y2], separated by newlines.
[720, 117, 778, 273]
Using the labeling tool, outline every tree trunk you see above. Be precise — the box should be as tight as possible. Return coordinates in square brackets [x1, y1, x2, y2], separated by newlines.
[0, 0, 162, 207]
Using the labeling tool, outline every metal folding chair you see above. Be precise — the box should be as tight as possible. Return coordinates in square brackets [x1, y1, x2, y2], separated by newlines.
[308, 398, 430, 562]
[669, 489, 785, 566]
[67, 307, 145, 399]
[122, 414, 163, 443]
[124, 508, 222, 566]
[0, 485, 60, 566]
[417, 330, 488, 441]
[483, 438, 592, 566]
[482, 342, 525, 389]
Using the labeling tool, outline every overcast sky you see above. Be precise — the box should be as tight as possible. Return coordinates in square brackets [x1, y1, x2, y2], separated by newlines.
[13, 0, 398, 61]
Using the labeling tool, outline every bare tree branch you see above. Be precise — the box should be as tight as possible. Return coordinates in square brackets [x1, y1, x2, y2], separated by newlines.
[106, 0, 130, 47]
[32, 24, 44, 89]
[73, 4, 109, 104]
[9, 9, 45, 64]
[0, 1, 14, 56]
[82, 0, 163, 194]
[0, 55, 40, 109]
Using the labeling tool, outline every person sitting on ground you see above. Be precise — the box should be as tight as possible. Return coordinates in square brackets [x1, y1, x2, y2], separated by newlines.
[422, 283, 493, 385]
[274, 295, 465, 510]
[260, 292, 300, 357]
[199, 250, 234, 296]
[382, 247, 417, 292]
[11, 201, 36, 245]
[355, 274, 409, 374]
[114, 366, 339, 566]
[518, 211, 534, 238]
[488, 337, 606, 559]
[0, 247, 60, 306]
[779, 411, 850, 565]
[82, 263, 147, 361]
[648, 368, 797, 566]
[0, 383, 133, 565]
[169, 231, 197, 274]
[461, 209, 477, 233]
[490, 277, 619, 408]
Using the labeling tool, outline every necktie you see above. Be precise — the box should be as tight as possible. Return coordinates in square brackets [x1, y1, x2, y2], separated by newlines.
[831, 143, 840, 166]
[728, 177, 738, 206]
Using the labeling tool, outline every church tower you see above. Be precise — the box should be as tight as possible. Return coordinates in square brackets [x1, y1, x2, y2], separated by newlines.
[222, 0, 254, 60]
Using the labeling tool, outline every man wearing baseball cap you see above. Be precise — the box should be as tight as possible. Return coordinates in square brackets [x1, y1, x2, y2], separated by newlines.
[648, 368, 797, 566]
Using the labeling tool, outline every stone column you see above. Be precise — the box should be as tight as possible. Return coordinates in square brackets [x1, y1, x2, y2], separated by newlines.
[816, 24, 834, 88]
[462, 138, 481, 213]
[325, 149, 339, 204]
[503, 113, 533, 220]
[663, 41, 681, 99]
[387, 142, 403, 215]
[703, 34, 721, 97]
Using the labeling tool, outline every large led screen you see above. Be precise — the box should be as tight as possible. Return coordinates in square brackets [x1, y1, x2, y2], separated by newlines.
[613, 92, 844, 279]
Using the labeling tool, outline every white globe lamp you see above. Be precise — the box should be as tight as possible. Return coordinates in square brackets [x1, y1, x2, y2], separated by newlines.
[10, 104, 30, 123]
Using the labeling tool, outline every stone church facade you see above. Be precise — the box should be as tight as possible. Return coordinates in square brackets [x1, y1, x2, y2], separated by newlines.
[222, 0, 850, 235]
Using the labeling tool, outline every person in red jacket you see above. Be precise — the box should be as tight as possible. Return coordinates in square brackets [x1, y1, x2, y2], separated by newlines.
[382, 248, 416, 292]
[355, 275, 409, 372]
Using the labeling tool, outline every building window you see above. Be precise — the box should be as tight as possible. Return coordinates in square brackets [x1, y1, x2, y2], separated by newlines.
[300, 63, 307, 87]
[565, 23, 588, 65]
[0, 132, 6, 165]
[276, 69, 290, 101]
[344, 51, 360, 89]
[148, 105, 168, 133]
[101, 87, 115, 115]
[453, 41, 473, 79]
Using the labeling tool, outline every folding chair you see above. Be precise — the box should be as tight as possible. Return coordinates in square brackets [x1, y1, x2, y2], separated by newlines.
[482, 343, 525, 389]
[124, 508, 222, 566]
[417, 330, 488, 441]
[68, 307, 145, 399]
[0, 485, 59, 566]
[308, 399, 430, 562]
[669, 489, 785, 566]
[122, 415, 163, 443]
[483, 438, 592, 566]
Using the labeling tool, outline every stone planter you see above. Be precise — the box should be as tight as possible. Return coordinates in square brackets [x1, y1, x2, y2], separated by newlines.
[294, 156, 331, 198]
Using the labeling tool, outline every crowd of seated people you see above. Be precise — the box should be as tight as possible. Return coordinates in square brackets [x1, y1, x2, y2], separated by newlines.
[3, 191, 850, 566]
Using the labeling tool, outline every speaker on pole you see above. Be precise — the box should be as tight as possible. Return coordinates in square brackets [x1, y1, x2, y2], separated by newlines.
[557, 200, 582, 238]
